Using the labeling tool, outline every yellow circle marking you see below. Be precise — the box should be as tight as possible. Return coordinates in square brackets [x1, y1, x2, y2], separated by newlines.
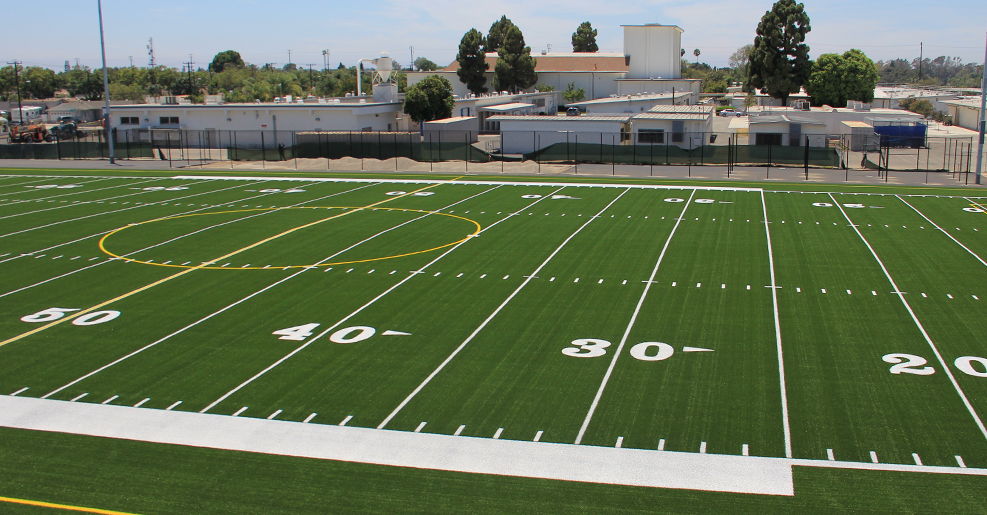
[99, 207, 481, 270]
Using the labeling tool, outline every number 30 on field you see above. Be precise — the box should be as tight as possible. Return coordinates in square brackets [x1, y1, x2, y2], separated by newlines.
[563, 339, 675, 361]
[883, 353, 987, 378]
[20, 307, 121, 326]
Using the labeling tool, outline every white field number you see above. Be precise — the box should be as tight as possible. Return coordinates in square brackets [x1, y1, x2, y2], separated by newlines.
[563, 339, 676, 362]
[272, 324, 377, 344]
[883, 353, 987, 378]
[963, 207, 984, 213]
[20, 307, 120, 326]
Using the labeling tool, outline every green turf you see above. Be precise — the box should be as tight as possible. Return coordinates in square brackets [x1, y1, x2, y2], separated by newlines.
[1, 169, 987, 512]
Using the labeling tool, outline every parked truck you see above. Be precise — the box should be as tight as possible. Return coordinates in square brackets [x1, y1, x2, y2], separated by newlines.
[9, 123, 53, 143]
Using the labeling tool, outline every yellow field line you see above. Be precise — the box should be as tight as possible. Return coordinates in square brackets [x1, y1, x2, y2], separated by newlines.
[0, 495, 140, 514]
[968, 199, 987, 212]
[0, 178, 461, 349]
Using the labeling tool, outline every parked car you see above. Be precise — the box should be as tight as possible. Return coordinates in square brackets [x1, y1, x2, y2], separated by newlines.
[51, 122, 87, 140]
[719, 109, 738, 117]
[566, 107, 581, 116]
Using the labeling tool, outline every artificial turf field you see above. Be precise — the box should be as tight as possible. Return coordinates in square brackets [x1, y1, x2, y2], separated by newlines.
[1, 168, 987, 513]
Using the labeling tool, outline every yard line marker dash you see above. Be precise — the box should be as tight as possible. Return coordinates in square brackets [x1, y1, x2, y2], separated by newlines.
[658, 439, 666, 451]
[747, 284, 751, 290]
[303, 413, 317, 423]
[339, 415, 353, 426]
[956, 455, 967, 468]
[550, 277, 555, 281]
[700, 441, 707, 454]
[796, 287, 801, 292]
[974, 295, 980, 300]
[912, 453, 923, 466]
[822, 288, 826, 293]
[870, 451, 879, 463]
[533, 430, 543, 442]
[414, 422, 427, 433]
[456, 273, 463, 277]
[575, 189, 696, 445]
[574, 278, 579, 283]
[921, 293, 927, 298]
[101, 395, 118, 405]
[615, 437, 624, 448]
[9, 387, 28, 396]
[267, 409, 282, 420]
[133, 398, 150, 408]
[232, 407, 248, 417]
[70, 393, 87, 402]
[503, 275, 509, 280]
[672, 282, 677, 287]
[493, 428, 504, 439]
[622, 280, 627, 285]
[872, 291, 877, 295]
[696, 282, 701, 288]
[454, 425, 466, 436]
[847, 290, 852, 294]
[166, 401, 182, 410]
[827, 448, 835, 461]
[721, 284, 725, 289]
[948, 294, 954, 299]
[480, 274, 487, 278]
[598, 279, 604, 284]
[742, 444, 749, 456]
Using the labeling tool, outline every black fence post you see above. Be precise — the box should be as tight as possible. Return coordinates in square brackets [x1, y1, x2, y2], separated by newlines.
[166, 132, 173, 168]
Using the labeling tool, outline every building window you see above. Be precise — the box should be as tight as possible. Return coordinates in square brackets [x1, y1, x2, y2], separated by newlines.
[671, 121, 684, 143]
[160, 117, 179, 125]
[637, 129, 664, 144]
[755, 133, 783, 146]
[534, 98, 545, 107]
[120, 117, 139, 125]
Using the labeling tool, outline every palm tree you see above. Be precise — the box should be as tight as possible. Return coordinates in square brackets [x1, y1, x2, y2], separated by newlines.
[693, 48, 701, 64]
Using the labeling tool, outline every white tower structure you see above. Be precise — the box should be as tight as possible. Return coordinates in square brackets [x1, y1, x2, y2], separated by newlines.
[622, 24, 683, 79]
[357, 52, 399, 102]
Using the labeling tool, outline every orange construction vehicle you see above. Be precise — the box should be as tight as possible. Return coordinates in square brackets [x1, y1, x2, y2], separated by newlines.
[9, 123, 53, 143]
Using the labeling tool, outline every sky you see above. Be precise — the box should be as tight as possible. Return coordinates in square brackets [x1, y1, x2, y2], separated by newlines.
[3, 1, 985, 72]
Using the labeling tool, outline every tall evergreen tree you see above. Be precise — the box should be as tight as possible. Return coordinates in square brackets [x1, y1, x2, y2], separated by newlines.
[486, 16, 515, 54]
[493, 24, 537, 93]
[747, 0, 812, 106]
[571, 22, 599, 52]
[456, 28, 489, 96]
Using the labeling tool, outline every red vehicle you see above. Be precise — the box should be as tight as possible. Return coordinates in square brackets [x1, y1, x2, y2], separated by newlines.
[9, 123, 53, 143]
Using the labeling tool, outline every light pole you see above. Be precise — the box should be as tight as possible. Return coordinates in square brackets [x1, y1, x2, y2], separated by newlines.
[976, 29, 986, 185]
[322, 49, 329, 71]
[97, 0, 114, 164]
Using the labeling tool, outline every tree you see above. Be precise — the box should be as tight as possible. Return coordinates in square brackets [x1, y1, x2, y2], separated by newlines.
[534, 84, 555, 92]
[571, 22, 599, 52]
[403, 75, 454, 124]
[748, 0, 812, 106]
[693, 48, 701, 64]
[486, 16, 515, 54]
[729, 44, 753, 77]
[493, 24, 537, 93]
[456, 28, 489, 96]
[562, 82, 585, 102]
[805, 49, 879, 107]
[414, 57, 440, 71]
[209, 51, 245, 73]
[23, 67, 58, 99]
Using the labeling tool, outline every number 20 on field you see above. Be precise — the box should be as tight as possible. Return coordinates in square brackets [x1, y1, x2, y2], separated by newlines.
[883, 353, 987, 378]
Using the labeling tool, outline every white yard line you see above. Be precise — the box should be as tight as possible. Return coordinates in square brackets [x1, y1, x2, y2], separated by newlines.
[0, 176, 86, 194]
[0, 178, 166, 218]
[202, 186, 561, 415]
[0, 182, 373, 299]
[897, 196, 987, 268]
[573, 189, 696, 445]
[0, 179, 246, 239]
[0, 177, 112, 199]
[828, 193, 987, 441]
[379, 188, 631, 430]
[42, 183, 485, 400]
[762, 190, 793, 459]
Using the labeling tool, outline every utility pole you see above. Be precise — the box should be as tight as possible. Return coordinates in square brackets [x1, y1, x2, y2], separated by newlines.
[184, 57, 195, 102]
[6, 61, 22, 124]
[287, 49, 292, 68]
[409, 46, 414, 71]
[129, 56, 133, 68]
[919, 42, 923, 80]
[975, 31, 986, 185]
[97, 0, 114, 164]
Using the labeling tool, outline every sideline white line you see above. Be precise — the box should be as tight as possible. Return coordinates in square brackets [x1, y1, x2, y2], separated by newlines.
[43, 183, 484, 401]
[762, 190, 792, 459]
[203, 186, 563, 415]
[0, 395, 796, 495]
[176, 175, 761, 193]
[829, 193, 987, 441]
[897, 196, 987, 268]
[574, 189, 696, 445]
[378, 187, 632, 430]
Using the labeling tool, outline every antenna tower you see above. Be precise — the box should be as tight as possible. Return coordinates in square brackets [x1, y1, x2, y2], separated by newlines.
[147, 38, 156, 68]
